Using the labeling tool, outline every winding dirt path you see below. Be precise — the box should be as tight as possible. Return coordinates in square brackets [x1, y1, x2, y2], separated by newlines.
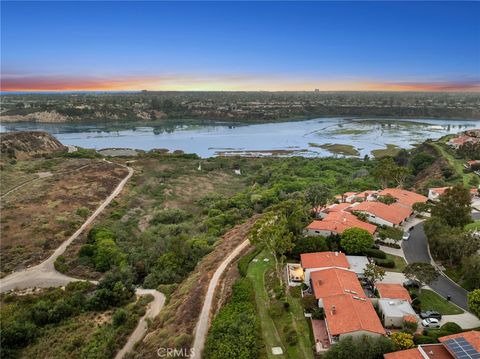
[115, 289, 166, 359]
[0, 161, 165, 359]
[190, 239, 250, 359]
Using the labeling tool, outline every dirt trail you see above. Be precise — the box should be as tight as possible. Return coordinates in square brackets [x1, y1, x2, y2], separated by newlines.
[0, 161, 165, 359]
[115, 289, 166, 359]
[0, 161, 133, 292]
[190, 239, 250, 359]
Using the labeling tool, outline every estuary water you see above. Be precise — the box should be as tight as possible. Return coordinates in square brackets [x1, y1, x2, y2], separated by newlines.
[1, 117, 479, 158]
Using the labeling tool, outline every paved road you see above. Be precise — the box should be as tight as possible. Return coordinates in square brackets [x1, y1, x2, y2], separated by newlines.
[190, 239, 251, 359]
[0, 162, 165, 359]
[402, 212, 480, 311]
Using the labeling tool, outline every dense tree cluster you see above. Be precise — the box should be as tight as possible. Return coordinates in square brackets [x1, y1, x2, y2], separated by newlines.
[203, 278, 260, 358]
[424, 185, 479, 290]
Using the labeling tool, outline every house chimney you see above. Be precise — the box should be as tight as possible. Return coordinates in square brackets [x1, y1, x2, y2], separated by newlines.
[331, 305, 336, 315]
[335, 251, 338, 256]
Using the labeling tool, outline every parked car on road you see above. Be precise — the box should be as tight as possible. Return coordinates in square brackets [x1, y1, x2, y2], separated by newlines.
[420, 311, 442, 320]
[422, 318, 440, 328]
[402, 232, 411, 241]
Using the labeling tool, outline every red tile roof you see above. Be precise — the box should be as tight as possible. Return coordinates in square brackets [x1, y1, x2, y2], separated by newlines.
[324, 203, 353, 213]
[384, 345, 453, 359]
[350, 201, 412, 225]
[300, 252, 350, 269]
[323, 294, 386, 336]
[300, 251, 349, 269]
[311, 268, 365, 299]
[356, 190, 378, 199]
[378, 188, 428, 208]
[439, 330, 480, 352]
[376, 283, 412, 303]
[307, 211, 377, 235]
[430, 186, 478, 197]
[430, 187, 449, 196]
[384, 348, 424, 359]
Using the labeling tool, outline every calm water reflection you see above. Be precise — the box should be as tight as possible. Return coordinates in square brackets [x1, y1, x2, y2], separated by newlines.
[1, 118, 479, 158]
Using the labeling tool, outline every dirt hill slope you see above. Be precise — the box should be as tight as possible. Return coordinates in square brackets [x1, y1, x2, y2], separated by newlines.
[0, 131, 67, 159]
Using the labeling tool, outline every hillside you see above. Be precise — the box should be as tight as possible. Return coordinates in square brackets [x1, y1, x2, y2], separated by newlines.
[0, 131, 67, 159]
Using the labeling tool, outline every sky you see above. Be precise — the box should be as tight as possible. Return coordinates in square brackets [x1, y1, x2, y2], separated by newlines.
[1, 1, 479, 92]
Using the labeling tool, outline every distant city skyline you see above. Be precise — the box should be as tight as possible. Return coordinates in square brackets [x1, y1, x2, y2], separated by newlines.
[1, 1, 479, 92]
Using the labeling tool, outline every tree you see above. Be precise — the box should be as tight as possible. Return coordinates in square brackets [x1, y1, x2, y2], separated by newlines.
[306, 183, 331, 209]
[431, 184, 472, 227]
[391, 165, 411, 188]
[403, 263, 439, 294]
[412, 202, 430, 214]
[373, 158, 397, 188]
[462, 256, 480, 290]
[250, 212, 294, 287]
[373, 157, 410, 188]
[391, 332, 415, 350]
[424, 219, 478, 267]
[410, 152, 435, 175]
[340, 228, 374, 254]
[324, 336, 394, 359]
[290, 236, 329, 260]
[363, 263, 386, 285]
[468, 289, 480, 318]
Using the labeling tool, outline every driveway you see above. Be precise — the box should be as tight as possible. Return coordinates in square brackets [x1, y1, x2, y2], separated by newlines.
[441, 312, 480, 330]
[402, 219, 472, 311]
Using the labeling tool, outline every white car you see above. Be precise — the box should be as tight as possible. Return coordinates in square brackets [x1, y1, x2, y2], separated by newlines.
[422, 318, 440, 328]
[402, 232, 411, 241]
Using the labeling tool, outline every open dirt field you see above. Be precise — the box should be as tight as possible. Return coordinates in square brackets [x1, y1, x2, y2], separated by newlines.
[0, 158, 128, 275]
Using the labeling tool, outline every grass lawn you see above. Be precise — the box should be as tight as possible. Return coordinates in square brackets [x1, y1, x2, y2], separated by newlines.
[431, 142, 476, 186]
[465, 220, 480, 231]
[413, 289, 464, 315]
[380, 253, 407, 273]
[247, 251, 314, 359]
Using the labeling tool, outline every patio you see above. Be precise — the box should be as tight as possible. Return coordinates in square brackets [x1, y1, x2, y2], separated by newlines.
[311, 319, 331, 353]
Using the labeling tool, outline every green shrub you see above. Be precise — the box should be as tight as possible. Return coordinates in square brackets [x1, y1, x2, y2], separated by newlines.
[440, 322, 462, 334]
[112, 308, 128, 326]
[285, 328, 298, 346]
[150, 208, 191, 225]
[414, 334, 438, 345]
[54, 255, 69, 273]
[374, 258, 395, 268]
[364, 248, 387, 259]
[238, 248, 262, 277]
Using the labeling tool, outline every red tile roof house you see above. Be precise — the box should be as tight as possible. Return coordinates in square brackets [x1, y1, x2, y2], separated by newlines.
[376, 188, 428, 209]
[447, 134, 479, 149]
[306, 211, 377, 237]
[323, 293, 386, 343]
[301, 251, 350, 285]
[384, 330, 480, 359]
[375, 283, 412, 303]
[308, 267, 386, 344]
[348, 201, 413, 228]
[428, 186, 479, 202]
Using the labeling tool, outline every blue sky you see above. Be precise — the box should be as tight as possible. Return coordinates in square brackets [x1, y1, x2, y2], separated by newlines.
[1, 1, 479, 91]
